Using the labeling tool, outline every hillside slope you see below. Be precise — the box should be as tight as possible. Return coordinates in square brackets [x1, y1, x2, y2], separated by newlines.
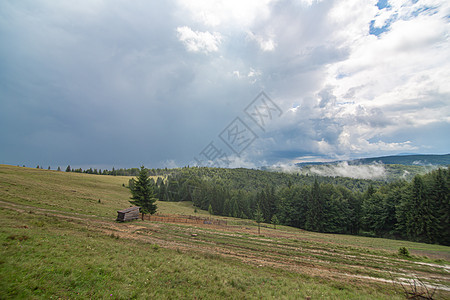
[351, 154, 450, 165]
[296, 154, 450, 166]
[1, 165, 449, 299]
[291, 154, 449, 181]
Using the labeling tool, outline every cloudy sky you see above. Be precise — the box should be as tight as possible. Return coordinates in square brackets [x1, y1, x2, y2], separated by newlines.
[1, 0, 449, 169]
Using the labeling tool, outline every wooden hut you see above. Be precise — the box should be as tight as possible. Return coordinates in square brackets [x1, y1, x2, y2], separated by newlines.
[117, 206, 140, 222]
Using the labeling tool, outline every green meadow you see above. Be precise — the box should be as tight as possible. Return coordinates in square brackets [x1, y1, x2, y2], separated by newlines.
[1, 165, 449, 299]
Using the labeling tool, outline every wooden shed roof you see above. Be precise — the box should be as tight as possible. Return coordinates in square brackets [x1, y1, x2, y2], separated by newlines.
[117, 206, 140, 214]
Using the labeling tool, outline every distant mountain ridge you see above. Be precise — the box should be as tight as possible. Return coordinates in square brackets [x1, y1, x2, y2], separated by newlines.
[296, 154, 450, 166]
[350, 154, 450, 165]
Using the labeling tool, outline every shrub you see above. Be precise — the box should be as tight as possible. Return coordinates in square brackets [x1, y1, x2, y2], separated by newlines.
[398, 247, 410, 257]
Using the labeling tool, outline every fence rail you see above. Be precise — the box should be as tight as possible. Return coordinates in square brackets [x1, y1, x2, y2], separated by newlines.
[141, 213, 227, 226]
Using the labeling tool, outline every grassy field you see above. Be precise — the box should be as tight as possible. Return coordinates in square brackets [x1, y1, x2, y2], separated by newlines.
[1, 165, 449, 299]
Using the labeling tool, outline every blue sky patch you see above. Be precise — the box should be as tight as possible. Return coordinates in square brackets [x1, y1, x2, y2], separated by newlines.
[411, 6, 438, 18]
[369, 20, 390, 36]
[376, 0, 390, 10]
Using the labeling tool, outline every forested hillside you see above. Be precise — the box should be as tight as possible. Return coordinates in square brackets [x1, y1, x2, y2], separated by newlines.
[292, 154, 449, 181]
[351, 153, 450, 165]
[295, 153, 450, 166]
[151, 167, 449, 245]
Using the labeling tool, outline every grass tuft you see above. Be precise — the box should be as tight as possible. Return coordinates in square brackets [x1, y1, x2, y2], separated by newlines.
[7, 234, 29, 241]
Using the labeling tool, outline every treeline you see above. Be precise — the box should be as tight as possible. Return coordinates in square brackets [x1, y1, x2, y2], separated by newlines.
[27, 164, 177, 176]
[64, 165, 141, 176]
[61, 165, 175, 176]
[150, 167, 449, 245]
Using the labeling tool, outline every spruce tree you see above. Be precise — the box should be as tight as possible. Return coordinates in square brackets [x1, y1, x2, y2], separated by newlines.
[208, 204, 213, 216]
[362, 192, 386, 236]
[167, 177, 180, 201]
[231, 197, 240, 218]
[406, 175, 438, 242]
[271, 214, 279, 229]
[306, 179, 324, 232]
[223, 198, 231, 217]
[129, 166, 157, 220]
[158, 181, 166, 201]
[254, 205, 264, 235]
[433, 168, 449, 245]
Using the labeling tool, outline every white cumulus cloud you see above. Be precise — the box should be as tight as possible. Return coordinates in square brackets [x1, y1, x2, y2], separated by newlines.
[176, 26, 222, 53]
[176, 0, 275, 28]
[247, 31, 277, 51]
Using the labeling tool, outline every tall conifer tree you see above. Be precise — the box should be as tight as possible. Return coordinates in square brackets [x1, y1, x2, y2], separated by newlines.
[129, 166, 157, 220]
[306, 179, 323, 232]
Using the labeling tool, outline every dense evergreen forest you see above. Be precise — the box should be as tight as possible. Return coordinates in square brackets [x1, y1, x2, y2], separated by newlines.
[57, 163, 448, 244]
[149, 167, 449, 245]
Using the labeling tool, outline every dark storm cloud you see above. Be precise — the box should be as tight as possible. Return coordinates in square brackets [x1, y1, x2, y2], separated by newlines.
[0, 0, 250, 168]
[0, 0, 449, 168]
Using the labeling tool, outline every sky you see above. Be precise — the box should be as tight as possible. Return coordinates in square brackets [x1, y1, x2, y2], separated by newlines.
[1, 0, 449, 169]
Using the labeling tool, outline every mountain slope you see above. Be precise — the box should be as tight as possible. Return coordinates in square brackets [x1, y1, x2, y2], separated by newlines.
[296, 154, 450, 167]
[350, 154, 450, 166]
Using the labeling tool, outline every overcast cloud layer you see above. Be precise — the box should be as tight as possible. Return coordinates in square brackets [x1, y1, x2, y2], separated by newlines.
[1, 0, 449, 169]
